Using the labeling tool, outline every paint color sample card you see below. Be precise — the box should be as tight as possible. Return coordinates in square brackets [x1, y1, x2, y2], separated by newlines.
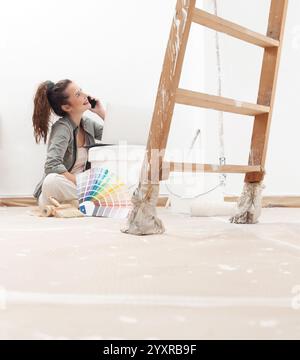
[76, 168, 132, 219]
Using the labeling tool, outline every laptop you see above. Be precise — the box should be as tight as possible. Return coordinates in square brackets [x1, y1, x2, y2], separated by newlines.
[86, 102, 152, 148]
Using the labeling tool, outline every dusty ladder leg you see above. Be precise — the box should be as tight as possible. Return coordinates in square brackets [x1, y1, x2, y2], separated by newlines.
[121, 0, 196, 235]
[230, 0, 289, 224]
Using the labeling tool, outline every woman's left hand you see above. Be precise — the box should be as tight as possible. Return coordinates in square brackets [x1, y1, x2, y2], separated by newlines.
[89, 97, 106, 120]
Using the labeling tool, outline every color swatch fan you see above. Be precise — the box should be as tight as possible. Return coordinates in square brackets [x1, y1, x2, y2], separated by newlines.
[76, 168, 132, 219]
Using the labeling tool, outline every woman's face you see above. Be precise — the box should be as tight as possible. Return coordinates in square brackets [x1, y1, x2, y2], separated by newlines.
[62, 82, 91, 114]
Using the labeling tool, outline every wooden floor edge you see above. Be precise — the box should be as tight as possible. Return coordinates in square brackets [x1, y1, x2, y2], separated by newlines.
[225, 196, 300, 209]
[1, 196, 300, 208]
[0, 197, 170, 208]
[0, 197, 38, 207]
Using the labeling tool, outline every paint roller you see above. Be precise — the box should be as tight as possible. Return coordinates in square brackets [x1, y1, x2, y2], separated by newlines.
[41, 197, 84, 218]
[166, 128, 235, 217]
[187, 129, 236, 217]
[188, 154, 237, 217]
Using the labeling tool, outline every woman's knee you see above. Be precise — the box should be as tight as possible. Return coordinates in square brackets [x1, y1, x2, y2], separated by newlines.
[42, 173, 63, 195]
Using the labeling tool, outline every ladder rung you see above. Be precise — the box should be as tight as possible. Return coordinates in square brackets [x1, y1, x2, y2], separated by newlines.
[167, 162, 262, 174]
[192, 8, 280, 48]
[175, 89, 270, 116]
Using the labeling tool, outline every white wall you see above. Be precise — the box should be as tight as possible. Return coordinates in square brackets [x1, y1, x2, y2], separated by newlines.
[0, 0, 204, 196]
[203, 0, 300, 195]
[0, 0, 298, 197]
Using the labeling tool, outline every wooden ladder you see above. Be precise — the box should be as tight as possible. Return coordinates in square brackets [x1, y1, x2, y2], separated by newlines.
[143, 0, 289, 187]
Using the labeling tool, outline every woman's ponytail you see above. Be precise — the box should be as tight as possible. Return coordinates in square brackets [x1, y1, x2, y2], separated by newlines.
[32, 81, 54, 144]
[32, 79, 72, 143]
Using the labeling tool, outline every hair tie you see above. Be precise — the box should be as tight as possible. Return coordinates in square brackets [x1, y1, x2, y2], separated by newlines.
[46, 81, 55, 105]
[46, 81, 55, 94]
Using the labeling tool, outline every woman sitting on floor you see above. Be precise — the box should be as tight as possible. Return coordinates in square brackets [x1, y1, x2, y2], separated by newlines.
[32, 79, 105, 210]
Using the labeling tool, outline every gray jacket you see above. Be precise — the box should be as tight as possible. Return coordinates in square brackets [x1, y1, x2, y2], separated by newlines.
[33, 116, 103, 199]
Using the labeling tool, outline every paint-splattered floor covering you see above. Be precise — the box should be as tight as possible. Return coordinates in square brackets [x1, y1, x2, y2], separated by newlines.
[0, 206, 300, 339]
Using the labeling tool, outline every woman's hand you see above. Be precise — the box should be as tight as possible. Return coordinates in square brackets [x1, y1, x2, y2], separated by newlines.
[89, 96, 106, 120]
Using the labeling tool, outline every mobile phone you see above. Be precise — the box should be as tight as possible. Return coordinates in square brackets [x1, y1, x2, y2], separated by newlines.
[88, 96, 97, 109]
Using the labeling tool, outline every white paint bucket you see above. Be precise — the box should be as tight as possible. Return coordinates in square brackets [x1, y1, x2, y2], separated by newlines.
[88, 145, 146, 193]
[167, 172, 206, 214]
[167, 172, 230, 215]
